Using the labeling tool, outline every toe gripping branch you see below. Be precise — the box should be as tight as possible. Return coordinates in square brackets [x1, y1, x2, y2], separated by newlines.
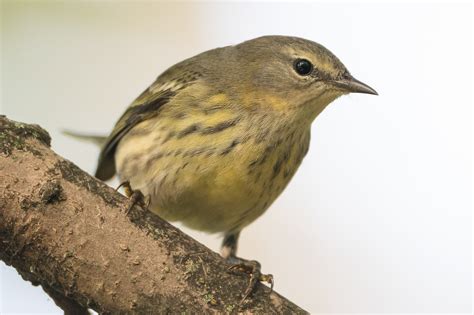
[228, 258, 274, 304]
[116, 181, 150, 214]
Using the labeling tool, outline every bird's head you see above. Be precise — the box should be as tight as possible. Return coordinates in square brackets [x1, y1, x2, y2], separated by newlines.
[220, 35, 377, 121]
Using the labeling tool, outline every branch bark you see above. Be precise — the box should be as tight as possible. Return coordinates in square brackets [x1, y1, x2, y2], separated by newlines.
[0, 115, 307, 314]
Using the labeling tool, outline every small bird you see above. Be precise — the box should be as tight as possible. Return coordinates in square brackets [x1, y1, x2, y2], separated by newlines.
[94, 35, 377, 300]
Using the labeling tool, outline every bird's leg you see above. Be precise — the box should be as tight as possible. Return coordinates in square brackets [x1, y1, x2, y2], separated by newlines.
[221, 232, 274, 303]
[116, 181, 150, 214]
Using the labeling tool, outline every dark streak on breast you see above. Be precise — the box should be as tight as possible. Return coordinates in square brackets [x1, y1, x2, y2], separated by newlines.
[201, 118, 240, 134]
[178, 123, 201, 138]
[272, 159, 283, 179]
[162, 131, 176, 144]
[220, 139, 240, 155]
[175, 162, 189, 175]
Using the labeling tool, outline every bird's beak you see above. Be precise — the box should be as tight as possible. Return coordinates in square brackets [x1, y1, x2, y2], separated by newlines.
[330, 76, 378, 95]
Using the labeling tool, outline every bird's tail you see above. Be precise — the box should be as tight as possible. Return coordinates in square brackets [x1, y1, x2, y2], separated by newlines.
[62, 130, 107, 147]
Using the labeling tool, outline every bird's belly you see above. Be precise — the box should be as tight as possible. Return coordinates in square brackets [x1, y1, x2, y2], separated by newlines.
[145, 156, 274, 233]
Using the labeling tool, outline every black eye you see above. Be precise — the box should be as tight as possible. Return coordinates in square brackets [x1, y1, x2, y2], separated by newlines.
[294, 59, 313, 76]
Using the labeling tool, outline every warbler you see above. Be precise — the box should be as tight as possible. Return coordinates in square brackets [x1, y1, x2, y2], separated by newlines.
[92, 35, 377, 299]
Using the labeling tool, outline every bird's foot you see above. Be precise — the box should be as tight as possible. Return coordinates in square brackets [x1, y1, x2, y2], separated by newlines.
[116, 181, 150, 214]
[227, 257, 274, 304]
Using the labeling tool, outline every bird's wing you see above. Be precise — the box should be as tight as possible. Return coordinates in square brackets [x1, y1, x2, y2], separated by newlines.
[95, 73, 198, 181]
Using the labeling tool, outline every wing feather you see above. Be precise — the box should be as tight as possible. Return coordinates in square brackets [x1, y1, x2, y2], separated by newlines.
[95, 75, 196, 180]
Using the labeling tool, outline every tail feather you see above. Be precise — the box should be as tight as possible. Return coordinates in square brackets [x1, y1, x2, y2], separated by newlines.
[62, 130, 108, 147]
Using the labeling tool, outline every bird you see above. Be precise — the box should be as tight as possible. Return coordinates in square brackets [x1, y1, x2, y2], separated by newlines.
[93, 35, 377, 301]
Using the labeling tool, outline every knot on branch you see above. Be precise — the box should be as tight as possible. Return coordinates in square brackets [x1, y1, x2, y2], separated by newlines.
[39, 180, 66, 204]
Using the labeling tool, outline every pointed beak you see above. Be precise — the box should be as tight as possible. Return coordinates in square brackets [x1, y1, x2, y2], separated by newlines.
[330, 76, 378, 95]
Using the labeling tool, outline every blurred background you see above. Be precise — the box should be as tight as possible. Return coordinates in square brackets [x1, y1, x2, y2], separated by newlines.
[1, 1, 472, 314]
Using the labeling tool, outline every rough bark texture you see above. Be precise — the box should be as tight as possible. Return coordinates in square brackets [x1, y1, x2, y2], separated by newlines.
[0, 115, 308, 314]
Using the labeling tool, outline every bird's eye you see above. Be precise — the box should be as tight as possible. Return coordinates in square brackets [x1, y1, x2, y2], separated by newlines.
[294, 59, 313, 76]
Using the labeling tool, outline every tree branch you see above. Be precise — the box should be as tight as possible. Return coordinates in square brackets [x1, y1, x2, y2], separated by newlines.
[0, 115, 307, 314]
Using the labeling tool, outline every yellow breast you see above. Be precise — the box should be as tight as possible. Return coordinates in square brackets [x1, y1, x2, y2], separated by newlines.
[115, 93, 311, 233]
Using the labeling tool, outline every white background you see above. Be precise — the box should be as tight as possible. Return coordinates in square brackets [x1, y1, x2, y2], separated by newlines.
[1, 1, 472, 314]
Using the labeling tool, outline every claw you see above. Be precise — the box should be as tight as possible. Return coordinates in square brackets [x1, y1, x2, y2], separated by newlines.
[115, 181, 127, 192]
[261, 274, 274, 292]
[116, 181, 133, 197]
[227, 259, 273, 304]
[116, 181, 149, 214]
